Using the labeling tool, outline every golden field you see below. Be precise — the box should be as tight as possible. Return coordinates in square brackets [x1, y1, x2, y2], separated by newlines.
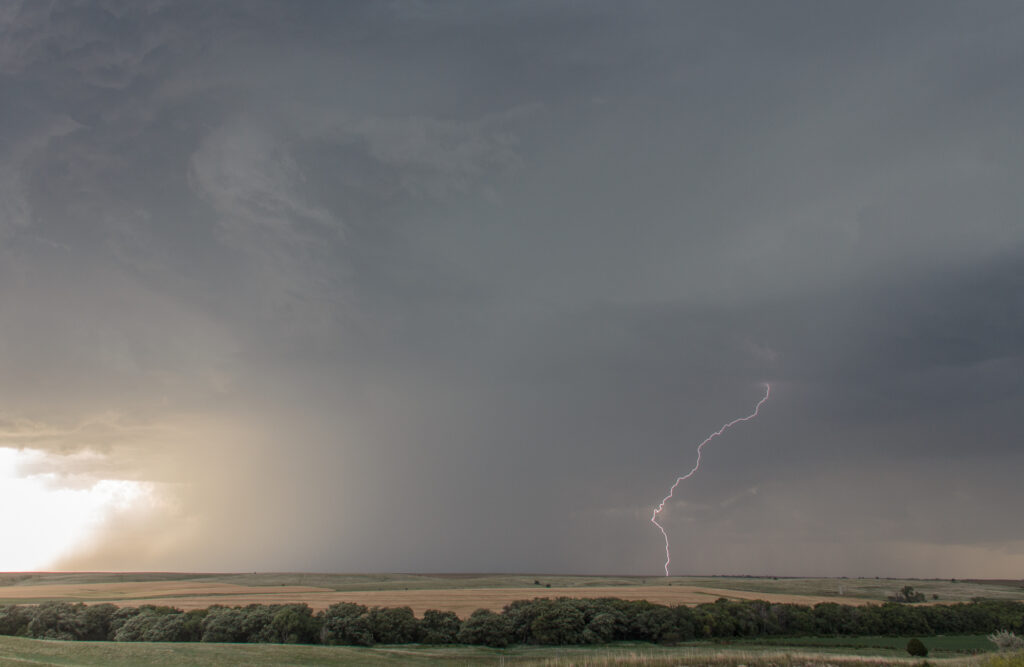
[1, 573, 1021, 617]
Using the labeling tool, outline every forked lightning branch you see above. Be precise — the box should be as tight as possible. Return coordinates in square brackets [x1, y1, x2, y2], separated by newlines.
[651, 384, 771, 576]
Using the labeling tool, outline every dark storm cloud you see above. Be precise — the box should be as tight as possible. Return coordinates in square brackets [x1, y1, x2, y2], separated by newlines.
[1, 0, 1022, 575]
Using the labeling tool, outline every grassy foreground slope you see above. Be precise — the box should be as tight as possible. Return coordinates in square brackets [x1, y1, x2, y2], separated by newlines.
[0, 635, 1010, 667]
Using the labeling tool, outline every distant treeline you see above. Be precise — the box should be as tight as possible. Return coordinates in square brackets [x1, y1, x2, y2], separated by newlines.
[0, 598, 1022, 647]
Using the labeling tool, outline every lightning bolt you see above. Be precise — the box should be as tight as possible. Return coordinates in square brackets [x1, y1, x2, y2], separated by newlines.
[651, 383, 770, 576]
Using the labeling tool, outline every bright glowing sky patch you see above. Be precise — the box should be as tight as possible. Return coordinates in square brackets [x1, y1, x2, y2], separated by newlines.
[0, 447, 155, 570]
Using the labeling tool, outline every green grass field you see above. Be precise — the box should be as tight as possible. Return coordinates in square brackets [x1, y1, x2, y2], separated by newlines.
[731, 634, 994, 656]
[0, 635, 1014, 667]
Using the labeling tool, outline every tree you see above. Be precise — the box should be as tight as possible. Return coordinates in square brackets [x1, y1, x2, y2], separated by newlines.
[503, 598, 550, 643]
[530, 602, 585, 645]
[366, 606, 419, 644]
[181, 609, 207, 642]
[457, 609, 512, 647]
[143, 614, 194, 642]
[582, 612, 618, 644]
[906, 637, 928, 656]
[420, 610, 460, 644]
[267, 605, 321, 644]
[79, 604, 118, 641]
[113, 611, 158, 642]
[108, 607, 143, 639]
[26, 602, 88, 640]
[629, 603, 678, 642]
[0, 605, 32, 637]
[320, 602, 374, 646]
[200, 607, 248, 643]
[896, 586, 926, 603]
[238, 605, 275, 642]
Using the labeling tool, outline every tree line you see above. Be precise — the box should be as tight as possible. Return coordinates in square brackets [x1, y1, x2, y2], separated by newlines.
[0, 597, 1021, 647]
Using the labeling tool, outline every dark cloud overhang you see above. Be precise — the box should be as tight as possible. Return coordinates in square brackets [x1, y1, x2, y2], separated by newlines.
[0, 0, 1022, 576]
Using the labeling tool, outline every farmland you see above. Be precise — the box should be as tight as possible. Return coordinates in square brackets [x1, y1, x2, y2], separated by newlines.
[1, 573, 1022, 665]
[1, 572, 1021, 616]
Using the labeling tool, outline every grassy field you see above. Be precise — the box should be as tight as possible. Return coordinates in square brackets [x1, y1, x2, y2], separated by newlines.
[676, 577, 1024, 603]
[0, 635, 1015, 667]
[733, 634, 995, 655]
[0, 573, 1020, 614]
[4, 572, 1023, 595]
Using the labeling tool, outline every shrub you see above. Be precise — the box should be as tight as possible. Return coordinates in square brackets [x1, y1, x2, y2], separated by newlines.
[907, 637, 928, 657]
[989, 630, 1024, 651]
[897, 586, 927, 603]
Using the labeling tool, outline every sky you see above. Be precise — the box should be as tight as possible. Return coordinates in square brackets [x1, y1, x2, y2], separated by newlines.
[0, 0, 1022, 577]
